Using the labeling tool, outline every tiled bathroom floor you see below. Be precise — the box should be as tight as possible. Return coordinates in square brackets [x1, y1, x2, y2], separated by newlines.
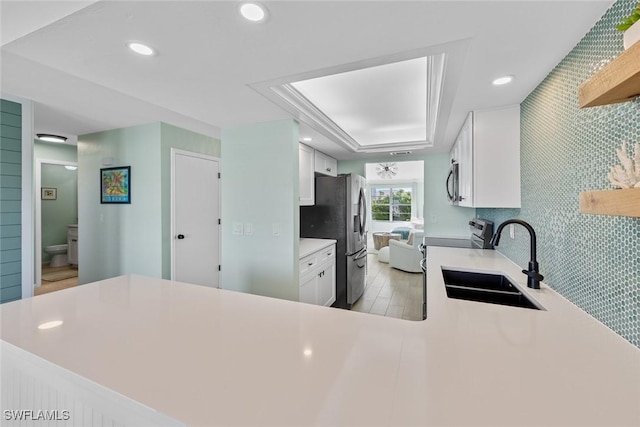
[352, 254, 423, 321]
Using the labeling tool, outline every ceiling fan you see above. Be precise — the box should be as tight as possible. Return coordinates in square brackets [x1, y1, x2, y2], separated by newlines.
[376, 162, 398, 179]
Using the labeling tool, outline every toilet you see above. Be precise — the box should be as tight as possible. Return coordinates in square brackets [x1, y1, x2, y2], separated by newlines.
[44, 244, 68, 267]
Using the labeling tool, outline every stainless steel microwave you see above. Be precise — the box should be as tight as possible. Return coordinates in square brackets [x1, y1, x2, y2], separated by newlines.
[446, 161, 460, 205]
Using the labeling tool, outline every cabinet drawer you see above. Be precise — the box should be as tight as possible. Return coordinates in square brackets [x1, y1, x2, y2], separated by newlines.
[299, 253, 319, 275]
[319, 245, 335, 263]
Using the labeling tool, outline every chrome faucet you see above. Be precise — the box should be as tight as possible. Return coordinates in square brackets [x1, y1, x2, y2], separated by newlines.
[490, 219, 544, 289]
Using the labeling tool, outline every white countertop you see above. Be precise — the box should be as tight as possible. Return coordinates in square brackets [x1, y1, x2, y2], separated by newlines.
[1, 247, 639, 426]
[299, 238, 336, 258]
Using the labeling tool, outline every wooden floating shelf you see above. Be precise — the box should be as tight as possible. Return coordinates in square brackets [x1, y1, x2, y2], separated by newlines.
[578, 41, 640, 108]
[579, 188, 640, 217]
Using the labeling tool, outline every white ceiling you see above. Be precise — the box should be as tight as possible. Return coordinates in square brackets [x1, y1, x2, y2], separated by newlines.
[0, 1, 615, 160]
[291, 57, 430, 146]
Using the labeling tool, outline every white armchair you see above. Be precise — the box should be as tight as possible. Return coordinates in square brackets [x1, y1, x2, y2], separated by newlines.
[389, 231, 424, 273]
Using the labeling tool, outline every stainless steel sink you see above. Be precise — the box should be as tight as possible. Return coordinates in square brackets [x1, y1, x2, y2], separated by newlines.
[442, 269, 543, 310]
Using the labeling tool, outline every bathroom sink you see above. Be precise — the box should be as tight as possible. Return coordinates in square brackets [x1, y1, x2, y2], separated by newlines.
[442, 269, 542, 310]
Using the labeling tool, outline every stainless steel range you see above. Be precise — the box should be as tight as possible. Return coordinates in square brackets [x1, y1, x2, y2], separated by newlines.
[418, 218, 494, 320]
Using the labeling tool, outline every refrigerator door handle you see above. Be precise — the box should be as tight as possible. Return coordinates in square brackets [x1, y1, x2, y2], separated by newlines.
[359, 188, 367, 236]
[353, 247, 368, 261]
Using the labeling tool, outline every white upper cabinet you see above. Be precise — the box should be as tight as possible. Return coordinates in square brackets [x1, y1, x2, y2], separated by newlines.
[314, 150, 338, 177]
[299, 143, 315, 206]
[452, 105, 521, 208]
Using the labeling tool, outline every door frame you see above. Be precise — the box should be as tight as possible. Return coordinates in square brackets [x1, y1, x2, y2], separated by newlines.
[170, 148, 221, 286]
[34, 158, 78, 288]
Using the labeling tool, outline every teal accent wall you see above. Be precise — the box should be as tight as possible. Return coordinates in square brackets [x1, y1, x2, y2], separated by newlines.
[339, 153, 472, 238]
[160, 122, 220, 279]
[478, 0, 640, 348]
[78, 122, 220, 284]
[0, 99, 22, 303]
[41, 164, 77, 262]
[221, 119, 299, 301]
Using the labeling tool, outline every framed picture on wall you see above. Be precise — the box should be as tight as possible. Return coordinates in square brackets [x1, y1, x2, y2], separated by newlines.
[100, 166, 131, 204]
[41, 187, 57, 200]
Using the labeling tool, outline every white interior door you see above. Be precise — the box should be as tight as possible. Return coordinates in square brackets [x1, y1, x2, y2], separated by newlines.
[172, 149, 220, 287]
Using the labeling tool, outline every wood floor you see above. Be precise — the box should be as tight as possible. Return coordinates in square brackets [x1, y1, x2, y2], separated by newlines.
[352, 254, 423, 321]
[35, 265, 79, 296]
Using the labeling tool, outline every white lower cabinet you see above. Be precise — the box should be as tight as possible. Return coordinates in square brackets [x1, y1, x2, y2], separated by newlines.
[299, 244, 336, 306]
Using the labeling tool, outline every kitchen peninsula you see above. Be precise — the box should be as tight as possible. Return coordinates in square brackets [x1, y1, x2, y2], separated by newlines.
[1, 247, 639, 426]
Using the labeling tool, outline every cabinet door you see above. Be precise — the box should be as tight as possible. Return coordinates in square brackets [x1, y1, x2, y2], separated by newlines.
[314, 151, 337, 177]
[299, 272, 317, 305]
[457, 112, 474, 207]
[317, 259, 336, 307]
[299, 144, 314, 206]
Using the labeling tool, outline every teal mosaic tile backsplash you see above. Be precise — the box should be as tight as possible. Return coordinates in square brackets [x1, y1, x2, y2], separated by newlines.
[478, 0, 640, 348]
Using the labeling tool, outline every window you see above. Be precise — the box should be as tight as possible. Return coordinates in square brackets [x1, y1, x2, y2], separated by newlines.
[370, 186, 412, 221]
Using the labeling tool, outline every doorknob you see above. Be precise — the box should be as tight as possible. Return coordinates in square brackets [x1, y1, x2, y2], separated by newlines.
[177, 234, 185, 239]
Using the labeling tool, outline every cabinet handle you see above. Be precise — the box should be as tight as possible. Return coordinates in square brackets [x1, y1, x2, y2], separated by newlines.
[71, 239, 77, 242]
[326, 168, 331, 172]
[308, 262, 313, 266]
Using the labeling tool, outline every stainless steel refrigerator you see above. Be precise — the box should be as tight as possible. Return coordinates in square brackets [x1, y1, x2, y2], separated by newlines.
[300, 174, 367, 309]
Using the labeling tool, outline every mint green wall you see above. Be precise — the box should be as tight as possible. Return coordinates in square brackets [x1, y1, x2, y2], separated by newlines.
[34, 140, 77, 163]
[78, 123, 162, 283]
[160, 122, 220, 279]
[339, 153, 472, 237]
[479, 0, 640, 348]
[221, 119, 299, 301]
[41, 164, 77, 262]
[0, 99, 22, 303]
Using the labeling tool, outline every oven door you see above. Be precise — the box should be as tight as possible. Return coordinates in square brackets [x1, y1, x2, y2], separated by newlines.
[446, 162, 459, 205]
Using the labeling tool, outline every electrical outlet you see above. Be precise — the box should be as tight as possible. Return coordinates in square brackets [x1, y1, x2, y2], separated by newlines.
[272, 223, 280, 236]
[510, 224, 515, 239]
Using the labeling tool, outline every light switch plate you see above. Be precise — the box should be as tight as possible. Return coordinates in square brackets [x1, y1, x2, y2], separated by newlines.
[272, 223, 280, 236]
[232, 222, 244, 236]
[245, 223, 253, 236]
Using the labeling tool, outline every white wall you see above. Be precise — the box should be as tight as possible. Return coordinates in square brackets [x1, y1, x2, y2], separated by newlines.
[221, 119, 299, 301]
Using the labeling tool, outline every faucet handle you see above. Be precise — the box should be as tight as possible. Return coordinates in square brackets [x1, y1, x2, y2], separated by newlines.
[522, 269, 544, 281]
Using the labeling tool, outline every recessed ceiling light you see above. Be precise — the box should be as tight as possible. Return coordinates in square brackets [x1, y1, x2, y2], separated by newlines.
[38, 320, 63, 330]
[492, 75, 514, 86]
[302, 137, 312, 142]
[64, 165, 78, 171]
[239, 2, 268, 22]
[37, 134, 67, 143]
[127, 42, 156, 56]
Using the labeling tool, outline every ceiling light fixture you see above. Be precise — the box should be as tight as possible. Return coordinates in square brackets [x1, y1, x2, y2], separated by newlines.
[36, 134, 67, 143]
[64, 165, 78, 171]
[376, 162, 398, 179]
[239, 2, 268, 22]
[127, 42, 156, 56]
[492, 75, 514, 86]
[302, 137, 312, 142]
